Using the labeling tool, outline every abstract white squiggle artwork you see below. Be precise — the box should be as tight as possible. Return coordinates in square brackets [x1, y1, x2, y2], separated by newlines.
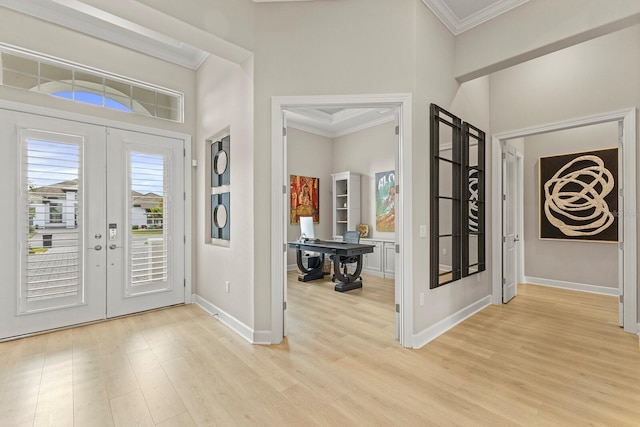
[543, 155, 614, 236]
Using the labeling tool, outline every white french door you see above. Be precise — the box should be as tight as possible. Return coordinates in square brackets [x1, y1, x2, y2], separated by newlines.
[0, 110, 185, 340]
[105, 128, 184, 317]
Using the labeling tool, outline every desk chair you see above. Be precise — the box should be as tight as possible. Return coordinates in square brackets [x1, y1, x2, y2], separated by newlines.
[331, 231, 361, 282]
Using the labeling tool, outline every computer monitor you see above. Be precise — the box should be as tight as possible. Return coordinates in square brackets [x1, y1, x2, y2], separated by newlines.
[299, 216, 315, 240]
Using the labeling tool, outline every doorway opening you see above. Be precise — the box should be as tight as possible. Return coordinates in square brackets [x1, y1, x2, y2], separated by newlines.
[271, 94, 414, 347]
[492, 108, 637, 334]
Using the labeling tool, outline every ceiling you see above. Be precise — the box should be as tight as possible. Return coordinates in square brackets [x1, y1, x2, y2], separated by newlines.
[286, 107, 397, 139]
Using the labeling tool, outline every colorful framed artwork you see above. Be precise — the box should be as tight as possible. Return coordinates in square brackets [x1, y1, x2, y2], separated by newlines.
[290, 175, 319, 224]
[539, 147, 618, 242]
[375, 170, 395, 232]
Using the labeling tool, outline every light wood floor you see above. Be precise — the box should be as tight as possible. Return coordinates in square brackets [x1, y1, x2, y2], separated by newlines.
[1, 275, 639, 426]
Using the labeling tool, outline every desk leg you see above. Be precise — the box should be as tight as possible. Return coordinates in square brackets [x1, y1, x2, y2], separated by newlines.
[333, 255, 364, 292]
[296, 250, 325, 282]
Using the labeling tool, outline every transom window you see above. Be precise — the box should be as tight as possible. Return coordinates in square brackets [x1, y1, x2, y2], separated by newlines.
[0, 44, 183, 122]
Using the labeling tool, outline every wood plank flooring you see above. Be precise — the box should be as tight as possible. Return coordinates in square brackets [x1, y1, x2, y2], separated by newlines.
[0, 275, 638, 426]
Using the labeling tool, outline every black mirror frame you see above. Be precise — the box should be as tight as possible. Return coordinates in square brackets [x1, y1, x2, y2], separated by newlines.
[430, 104, 485, 289]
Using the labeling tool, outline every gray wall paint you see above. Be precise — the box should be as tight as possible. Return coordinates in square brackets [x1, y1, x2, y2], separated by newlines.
[286, 128, 334, 266]
[520, 124, 619, 288]
[332, 120, 396, 241]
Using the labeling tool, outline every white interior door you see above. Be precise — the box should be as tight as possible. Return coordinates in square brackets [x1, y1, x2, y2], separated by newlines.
[105, 128, 185, 318]
[502, 143, 518, 303]
[0, 110, 185, 340]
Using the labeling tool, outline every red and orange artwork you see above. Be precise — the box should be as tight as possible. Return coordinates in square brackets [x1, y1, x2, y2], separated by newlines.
[290, 175, 319, 224]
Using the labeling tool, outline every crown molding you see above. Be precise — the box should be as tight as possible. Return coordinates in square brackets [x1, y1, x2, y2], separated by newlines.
[421, 0, 529, 35]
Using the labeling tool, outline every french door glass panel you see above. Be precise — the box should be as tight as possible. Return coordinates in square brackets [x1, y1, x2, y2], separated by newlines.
[21, 130, 84, 313]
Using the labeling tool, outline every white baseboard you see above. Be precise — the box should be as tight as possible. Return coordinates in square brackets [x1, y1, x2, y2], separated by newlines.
[287, 264, 298, 271]
[524, 276, 619, 296]
[194, 294, 271, 344]
[637, 324, 640, 337]
[413, 296, 491, 349]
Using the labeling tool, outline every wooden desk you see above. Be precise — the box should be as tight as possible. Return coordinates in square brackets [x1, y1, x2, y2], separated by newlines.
[288, 240, 375, 292]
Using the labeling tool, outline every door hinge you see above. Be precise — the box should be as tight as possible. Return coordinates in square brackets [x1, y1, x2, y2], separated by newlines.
[183, 148, 186, 157]
[395, 184, 399, 194]
[619, 241, 623, 250]
[502, 277, 506, 285]
[184, 279, 186, 288]
[283, 185, 287, 194]
[502, 152, 506, 160]
[283, 301, 287, 310]
[184, 235, 186, 244]
[395, 303, 400, 313]
[503, 194, 506, 201]
[619, 189, 623, 197]
[283, 243, 287, 252]
[184, 192, 186, 201]
[619, 295, 624, 303]
[503, 236, 506, 243]
[395, 125, 399, 136]
[283, 127, 287, 137]
[395, 244, 400, 254]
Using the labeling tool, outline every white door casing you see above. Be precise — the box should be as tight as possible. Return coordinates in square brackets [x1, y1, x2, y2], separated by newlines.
[502, 143, 517, 303]
[271, 94, 413, 347]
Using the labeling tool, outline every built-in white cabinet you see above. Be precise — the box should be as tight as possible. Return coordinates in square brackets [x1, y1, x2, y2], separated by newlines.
[383, 242, 396, 278]
[361, 239, 395, 279]
[332, 171, 361, 239]
[363, 241, 383, 273]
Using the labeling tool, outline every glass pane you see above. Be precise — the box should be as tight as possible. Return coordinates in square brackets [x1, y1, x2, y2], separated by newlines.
[132, 86, 156, 105]
[23, 136, 82, 313]
[2, 53, 38, 75]
[156, 106, 179, 121]
[438, 198, 453, 236]
[469, 143, 478, 168]
[75, 71, 104, 86]
[130, 152, 167, 287]
[105, 79, 131, 98]
[438, 236, 453, 285]
[439, 159, 453, 198]
[139, 102, 157, 117]
[469, 234, 479, 266]
[438, 124, 453, 161]
[40, 63, 72, 82]
[157, 93, 177, 109]
[2, 70, 38, 90]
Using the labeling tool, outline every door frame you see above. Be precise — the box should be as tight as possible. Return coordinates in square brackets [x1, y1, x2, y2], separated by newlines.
[270, 93, 414, 347]
[0, 99, 193, 308]
[491, 108, 637, 334]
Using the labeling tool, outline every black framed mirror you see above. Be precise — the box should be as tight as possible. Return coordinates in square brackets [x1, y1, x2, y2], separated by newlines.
[430, 104, 462, 288]
[430, 104, 485, 289]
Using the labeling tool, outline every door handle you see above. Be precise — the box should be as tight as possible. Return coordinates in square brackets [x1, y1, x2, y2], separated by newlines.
[94, 245, 102, 251]
[109, 244, 117, 250]
[95, 233, 102, 239]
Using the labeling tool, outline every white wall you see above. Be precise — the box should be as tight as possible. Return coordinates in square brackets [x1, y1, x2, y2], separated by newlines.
[454, 0, 640, 81]
[195, 54, 254, 326]
[490, 24, 640, 317]
[286, 127, 333, 267]
[332, 120, 396, 241]
[253, 0, 419, 331]
[520, 123, 619, 289]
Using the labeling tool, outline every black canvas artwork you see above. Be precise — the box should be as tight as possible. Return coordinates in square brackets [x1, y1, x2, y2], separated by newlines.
[539, 147, 618, 242]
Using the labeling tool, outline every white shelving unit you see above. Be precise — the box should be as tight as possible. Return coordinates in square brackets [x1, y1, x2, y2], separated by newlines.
[332, 171, 361, 240]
